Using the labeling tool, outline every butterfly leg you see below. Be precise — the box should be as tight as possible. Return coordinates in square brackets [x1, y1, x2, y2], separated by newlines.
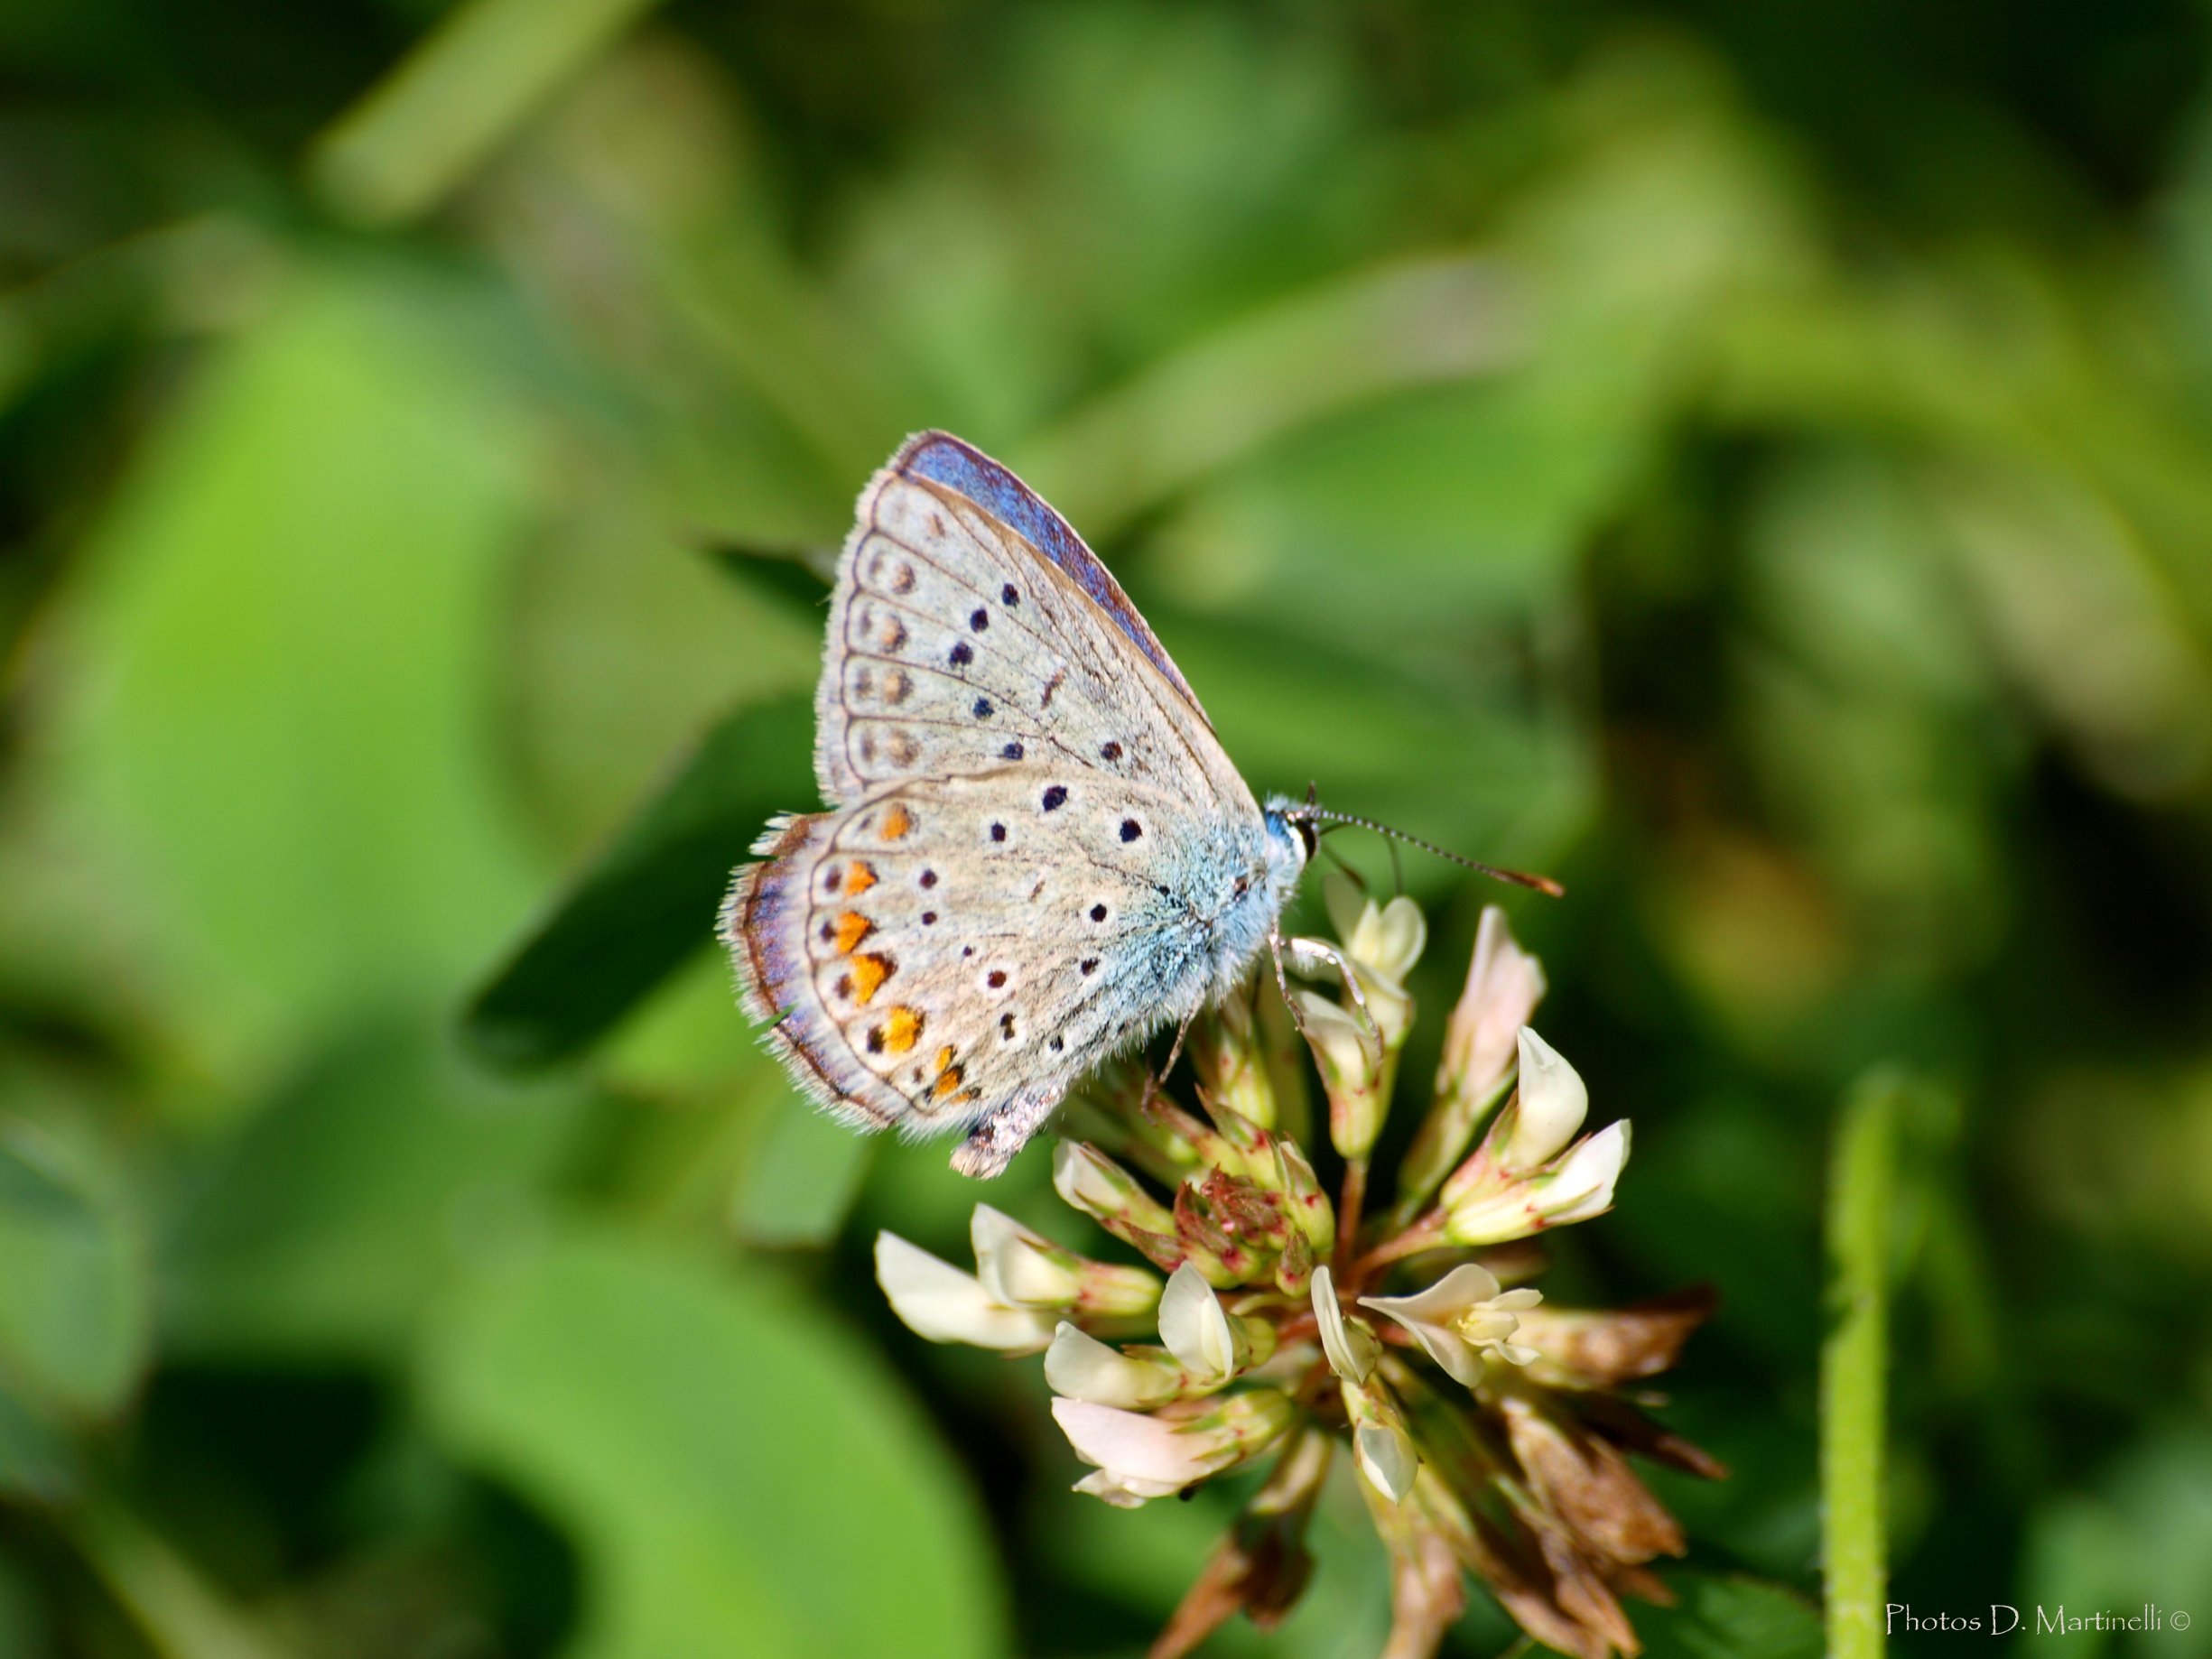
[952, 1084, 1066, 1179]
[1134, 1011, 1199, 1118]
[1267, 929, 1312, 1042]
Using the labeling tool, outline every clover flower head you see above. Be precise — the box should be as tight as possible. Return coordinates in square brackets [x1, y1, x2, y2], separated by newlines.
[876, 897, 1718, 1659]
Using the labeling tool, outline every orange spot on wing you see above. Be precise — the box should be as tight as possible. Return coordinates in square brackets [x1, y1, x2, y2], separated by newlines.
[832, 912, 873, 954]
[880, 802, 913, 841]
[933, 1064, 966, 1098]
[884, 1006, 924, 1053]
[843, 862, 878, 895]
[850, 953, 895, 1004]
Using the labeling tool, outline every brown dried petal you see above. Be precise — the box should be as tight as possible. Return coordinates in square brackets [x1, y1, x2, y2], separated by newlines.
[1501, 1397, 1687, 1567]
[1381, 1522, 1466, 1659]
[1571, 1392, 1731, 1481]
[1529, 1514, 1641, 1656]
[1442, 1501, 1618, 1659]
[1149, 1526, 1314, 1659]
[1515, 1286, 1717, 1389]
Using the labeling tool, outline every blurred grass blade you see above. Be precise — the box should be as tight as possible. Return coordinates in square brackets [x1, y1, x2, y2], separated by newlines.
[0, 1121, 147, 1419]
[0, 1385, 79, 1504]
[311, 0, 665, 224]
[63, 1497, 293, 1659]
[464, 693, 815, 1068]
[1821, 1070, 1901, 1659]
[1015, 253, 1527, 540]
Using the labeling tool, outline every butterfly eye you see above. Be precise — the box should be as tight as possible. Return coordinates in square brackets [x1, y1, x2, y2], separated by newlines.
[1232, 875, 1250, 899]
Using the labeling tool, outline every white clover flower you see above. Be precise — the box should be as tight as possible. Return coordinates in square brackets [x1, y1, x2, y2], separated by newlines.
[1531, 1120, 1631, 1226]
[1360, 1263, 1543, 1388]
[1441, 1119, 1631, 1245]
[1432, 1030, 1629, 1245]
[1290, 988, 1379, 1080]
[1501, 1027, 1589, 1172]
[1341, 1377, 1419, 1503]
[1437, 906, 1547, 1105]
[1354, 1422, 1418, 1504]
[1053, 1141, 1177, 1234]
[1309, 1264, 1380, 1384]
[1291, 988, 1389, 1158]
[1053, 1391, 1295, 1507]
[1158, 1262, 1240, 1384]
[873, 1232, 1055, 1352]
[872, 885, 1718, 1659]
[971, 1205, 1080, 1306]
[1044, 1323, 1185, 1409]
[1325, 874, 1429, 990]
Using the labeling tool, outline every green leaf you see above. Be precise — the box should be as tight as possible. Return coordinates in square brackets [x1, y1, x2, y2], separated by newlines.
[421, 1228, 1008, 1659]
[1634, 1572, 1823, 1659]
[729, 1093, 874, 1250]
[464, 693, 816, 1068]
[69, 269, 540, 1057]
[0, 1120, 147, 1420]
[163, 1028, 581, 1360]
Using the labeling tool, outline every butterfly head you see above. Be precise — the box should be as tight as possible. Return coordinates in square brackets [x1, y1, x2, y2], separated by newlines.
[1263, 802, 1319, 867]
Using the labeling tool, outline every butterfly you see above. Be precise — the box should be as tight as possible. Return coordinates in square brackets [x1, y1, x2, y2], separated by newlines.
[720, 431, 1316, 1177]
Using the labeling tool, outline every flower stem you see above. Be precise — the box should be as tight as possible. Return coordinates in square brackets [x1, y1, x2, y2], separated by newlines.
[1334, 1156, 1369, 1271]
[1821, 1071, 1899, 1659]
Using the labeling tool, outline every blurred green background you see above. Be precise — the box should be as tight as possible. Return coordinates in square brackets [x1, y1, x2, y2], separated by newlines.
[5, 0, 2212, 1654]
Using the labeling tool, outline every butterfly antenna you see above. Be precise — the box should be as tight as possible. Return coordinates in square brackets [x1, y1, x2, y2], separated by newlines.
[1288, 806, 1565, 897]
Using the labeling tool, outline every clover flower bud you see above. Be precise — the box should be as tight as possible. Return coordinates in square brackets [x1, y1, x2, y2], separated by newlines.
[873, 1232, 1055, 1352]
[1192, 981, 1278, 1129]
[1293, 989, 1389, 1159]
[1271, 1136, 1335, 1262]
[1055, 1140, 1178, 1259]
[971, 1204, 1162, 1321]
[1176, 1169, 1293, 1287]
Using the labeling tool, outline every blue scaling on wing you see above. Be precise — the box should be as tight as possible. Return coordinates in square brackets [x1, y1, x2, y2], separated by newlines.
[896, 431, 1205, 716]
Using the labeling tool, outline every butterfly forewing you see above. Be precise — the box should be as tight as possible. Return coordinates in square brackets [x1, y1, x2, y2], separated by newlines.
[816, 443, 1249, 816]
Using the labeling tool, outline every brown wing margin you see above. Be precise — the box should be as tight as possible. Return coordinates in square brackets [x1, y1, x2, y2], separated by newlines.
[720, 811, 899, 1129]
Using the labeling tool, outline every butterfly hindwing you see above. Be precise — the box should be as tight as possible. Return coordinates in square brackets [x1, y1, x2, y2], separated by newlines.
[726, 769, 1224, 1139]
